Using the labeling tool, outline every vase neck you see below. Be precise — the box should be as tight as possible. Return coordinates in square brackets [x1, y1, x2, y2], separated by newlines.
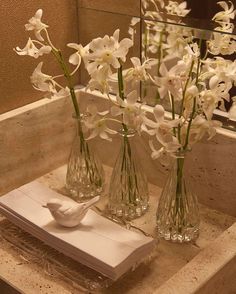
[118, 128, 137, 138]
[173, 149, 189, 159]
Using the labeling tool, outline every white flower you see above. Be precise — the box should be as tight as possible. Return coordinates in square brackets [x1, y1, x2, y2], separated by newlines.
[86, 29, 133, 74]
[149, 139, 180, 160]
[152, 62, 187, 100]
[208, 33, 236, 56]
[202, 57, 236, 89]
[50, 87, 70, 99]
[213, 1, 236, 23]
[200, 81, 231, 119]
[163, 32, 189, 58]
[128, 17, 140, 41]
[144, 105, 181, 154]
[125, 57, 154, 84]
[111, 91, 145, 131]
[208, 22, 236, 56]
[84, 105, 116, 141]
[182, 82, 199, 119]
[67, 43, 89, 66]
[183, 43, 200, 65]
[25, 9, 48, 41]
[30, 62, 54, 92]
[14, 38, 51, 58]
[149, 141, 165, 159]
[165, 1, 190, 17]
[188, 115, 222, 143]
[148, 30, 164, 54]
[87, 66, 111, 94]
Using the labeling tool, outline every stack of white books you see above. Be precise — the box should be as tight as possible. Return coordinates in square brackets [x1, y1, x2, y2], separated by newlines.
[0, 181, 155, 280]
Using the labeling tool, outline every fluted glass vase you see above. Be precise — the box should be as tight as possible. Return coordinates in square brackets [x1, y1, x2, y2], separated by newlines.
[66, 116, 104, 201]
[108, 129, 149, 219]
[156, 151, 200, 242]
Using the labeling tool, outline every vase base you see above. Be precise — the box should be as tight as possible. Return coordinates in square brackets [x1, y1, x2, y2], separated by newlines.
[108, 203, 149, 220]
[157, 227, 199, 243]
[66, 186, 103, 202]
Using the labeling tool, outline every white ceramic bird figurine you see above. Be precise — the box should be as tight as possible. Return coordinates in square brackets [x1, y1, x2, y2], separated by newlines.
[43, 196, 100, 228]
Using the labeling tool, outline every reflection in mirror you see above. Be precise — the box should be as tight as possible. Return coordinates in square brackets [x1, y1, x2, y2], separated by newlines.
[77, 1, 236, 130]
[139, 0, 236, 130]
[78, 6, 141, 96]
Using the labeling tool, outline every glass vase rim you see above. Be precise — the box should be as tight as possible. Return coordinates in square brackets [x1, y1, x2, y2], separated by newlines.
[118, 128, 137, 137]
[72, 113, 90, 120]
[173, 148, 191, 158]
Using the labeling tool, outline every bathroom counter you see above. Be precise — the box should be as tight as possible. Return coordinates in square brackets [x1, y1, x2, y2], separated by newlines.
[0, 165, 236, 294]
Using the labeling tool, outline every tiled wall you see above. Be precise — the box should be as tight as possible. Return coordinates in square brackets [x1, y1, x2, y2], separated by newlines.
[78, 6, 141, 87]
[79, 0, 140, 16]
[0, 0, 79, 114]
[1, 0, 141, 114]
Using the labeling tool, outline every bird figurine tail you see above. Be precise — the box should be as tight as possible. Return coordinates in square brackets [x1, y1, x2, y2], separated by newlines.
[83, 196, 100, 210]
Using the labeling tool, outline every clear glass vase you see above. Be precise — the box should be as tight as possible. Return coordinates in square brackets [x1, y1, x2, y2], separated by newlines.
[66, 116, 104, 201]
[156, 151, 200, 243]
[108, 129, 149, 219]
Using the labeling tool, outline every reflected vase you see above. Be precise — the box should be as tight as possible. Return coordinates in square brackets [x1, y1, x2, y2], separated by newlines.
[66, 116, 104, 201]
[108, 129, 149, 219]
[156, 151, 200, 242]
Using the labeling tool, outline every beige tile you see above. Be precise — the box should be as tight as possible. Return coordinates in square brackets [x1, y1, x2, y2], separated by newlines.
[0, 0, 79, 114]
[78, 7, 141, 86]
[79, 0, 140, 16]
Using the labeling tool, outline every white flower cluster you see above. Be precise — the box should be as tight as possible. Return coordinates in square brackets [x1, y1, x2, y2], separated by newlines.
[14, 9, 78, 99]
[15, 11, 154, 141]
[209, 1, 236, 55]
[77, 30, 153, 140]
[133, 0, 236, 158]
[15, 5, 236, 161]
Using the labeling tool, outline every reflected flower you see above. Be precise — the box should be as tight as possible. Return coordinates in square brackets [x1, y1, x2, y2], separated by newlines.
[203, 57, 236, 89]
[213, 1, 236, 23]
[125, 57, 155, 84]
[188, 115, 222, 143]
[151, 61, 187, 100]
[165, 1, 190, 17]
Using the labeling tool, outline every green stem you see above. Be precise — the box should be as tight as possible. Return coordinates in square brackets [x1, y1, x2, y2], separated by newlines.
[117, 64, 138, 204]
[154, 29, 165, 105]
[157, 30, 164, 77]
[52, 49, 80, 115]
[183, 39, 203, 150]
[175, 157, 185, 232]
[177, 60, 195, 145]
[196, 39, 202, 86]
[183, 97, 196, 150]
[118, 65, 125, 100]
[179, 60, 194, 118]
[52, 48, 102, 187]
[169, 92, 176, 136]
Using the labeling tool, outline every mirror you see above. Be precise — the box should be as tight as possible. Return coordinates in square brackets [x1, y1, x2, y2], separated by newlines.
[78, 0, 236, 131]
[140, 0, 236, 130]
